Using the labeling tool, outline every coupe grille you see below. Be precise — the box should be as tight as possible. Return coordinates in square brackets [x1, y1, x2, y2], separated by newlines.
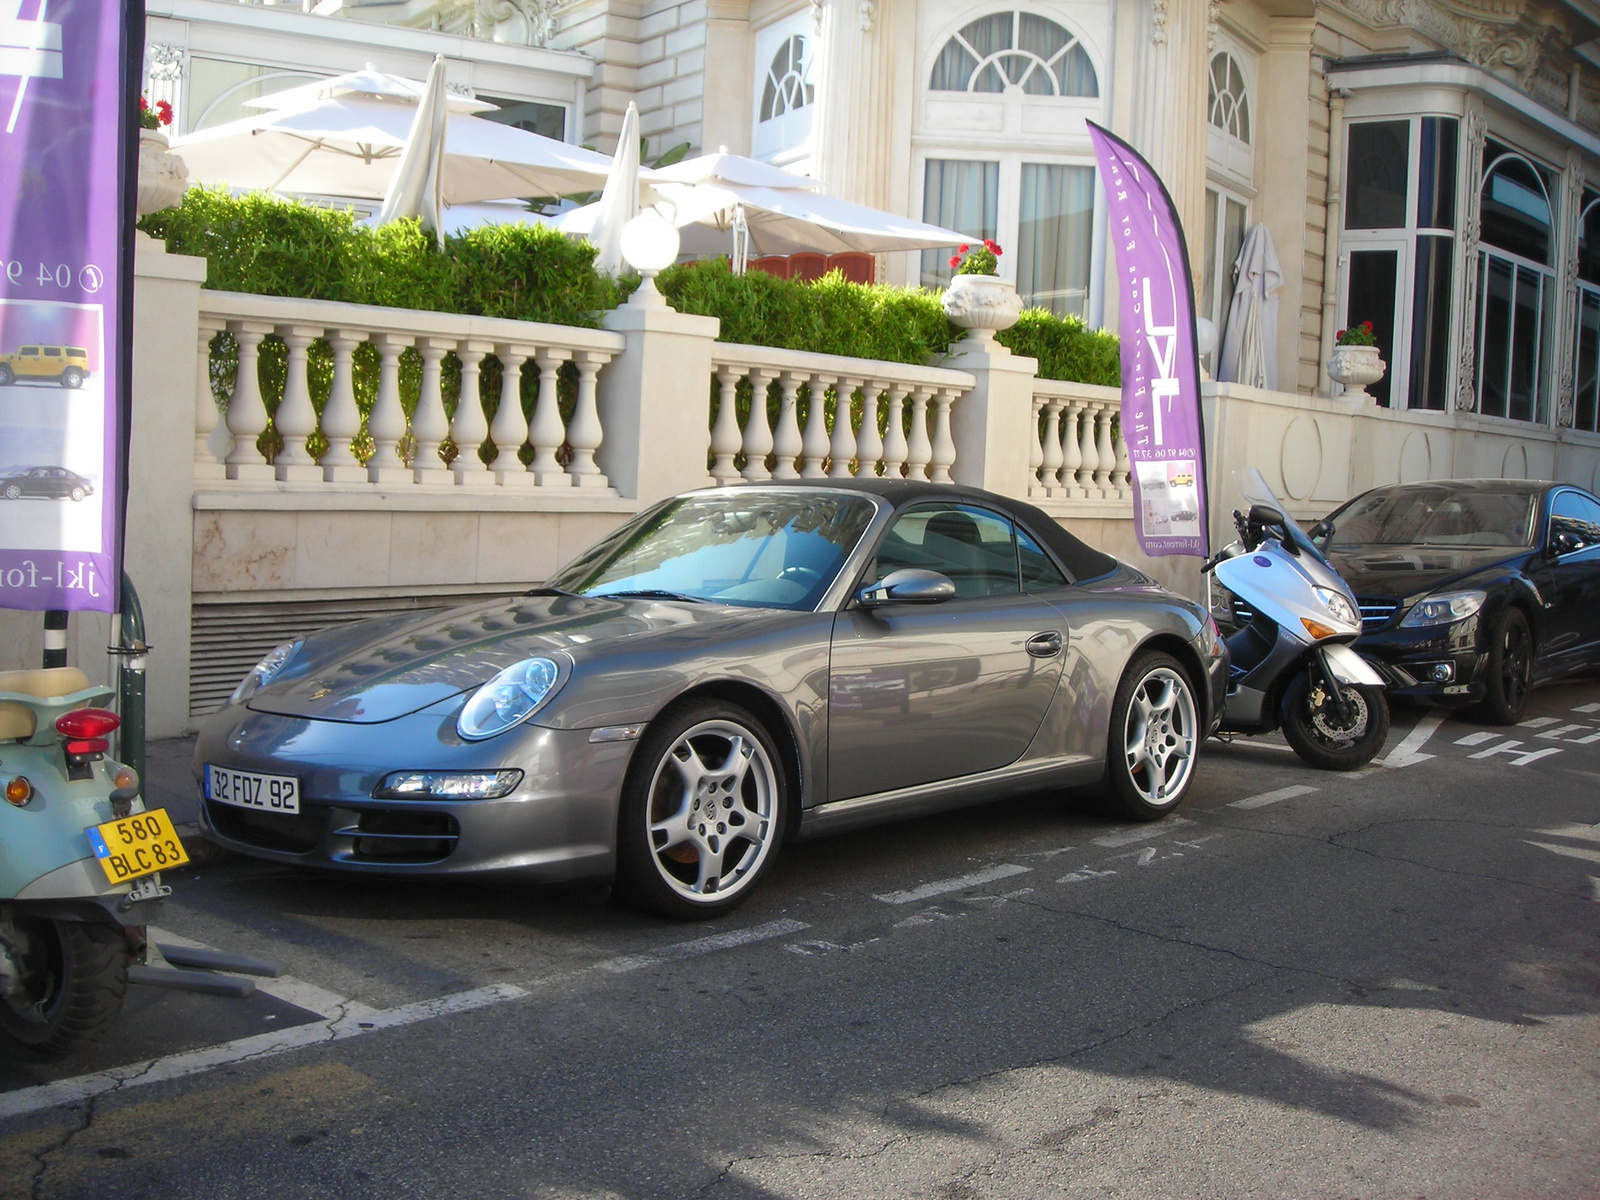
[334, 810, 460, 864]
[207, 802, 322, 854]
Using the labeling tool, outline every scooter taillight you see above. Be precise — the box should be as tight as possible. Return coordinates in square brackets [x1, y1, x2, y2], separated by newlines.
[65, 738, 109, 756]
[55, 708, 120, 739]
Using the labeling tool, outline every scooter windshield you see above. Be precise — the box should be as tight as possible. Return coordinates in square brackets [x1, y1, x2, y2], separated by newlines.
[1234, 468, 1334, 567]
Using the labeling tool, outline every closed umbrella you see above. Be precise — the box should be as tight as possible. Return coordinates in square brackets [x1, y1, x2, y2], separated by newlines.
[587, 102, 641, 277]
[1217, 223, 1282, 391]
[376, 55, 448, 246]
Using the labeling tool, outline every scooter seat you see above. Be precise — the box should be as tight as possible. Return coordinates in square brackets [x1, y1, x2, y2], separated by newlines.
[0, 667, 92, 741]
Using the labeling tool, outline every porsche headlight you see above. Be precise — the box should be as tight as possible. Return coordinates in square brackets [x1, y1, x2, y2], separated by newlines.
[1318, 590, 1359, 628]
[457, 657, 562, 741]
[230, 640, 301, 705]
[1399, 589, 1486, 628]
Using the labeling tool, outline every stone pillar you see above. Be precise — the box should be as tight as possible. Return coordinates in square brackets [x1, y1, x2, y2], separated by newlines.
[944, 338, 1041, 498]
[811, 0, 898, 209]
[1258, 18, 1316, 395]
[598, 299, 721, 503]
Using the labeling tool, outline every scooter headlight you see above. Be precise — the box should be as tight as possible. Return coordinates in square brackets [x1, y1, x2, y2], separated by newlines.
[230, 640, 302, 705]
[1399, 589, 1486, 629]
[1319, 590, 1359, 628]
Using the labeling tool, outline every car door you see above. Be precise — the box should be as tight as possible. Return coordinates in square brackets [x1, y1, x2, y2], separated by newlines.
[28, 468, 53, 497]
[827, 502, 1067, 801]
[1530, 489, 1600, 670]
[15, 347, 40, 378]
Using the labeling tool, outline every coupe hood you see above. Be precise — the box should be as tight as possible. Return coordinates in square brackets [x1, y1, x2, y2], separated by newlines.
[1327, 545, 1523, 599]
[245, 593, 761, 724]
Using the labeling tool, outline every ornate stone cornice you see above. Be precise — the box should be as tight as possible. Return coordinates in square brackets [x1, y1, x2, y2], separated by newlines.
[1329, 0, 1571, 90]
[147, 43, 183, 83]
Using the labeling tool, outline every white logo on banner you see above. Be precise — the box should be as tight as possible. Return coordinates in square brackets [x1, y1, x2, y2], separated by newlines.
[1, 0, 62, 134]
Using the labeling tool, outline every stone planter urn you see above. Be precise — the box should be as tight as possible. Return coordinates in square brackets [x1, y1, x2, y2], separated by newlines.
[941, 273, 1022, 343]
[1327, 343, 1386, 402]
[137, 129, 188, 217]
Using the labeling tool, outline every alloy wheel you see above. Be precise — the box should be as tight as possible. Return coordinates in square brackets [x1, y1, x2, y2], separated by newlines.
[1502, 619, 1530, 711]
[1121, 666, 1197, 808]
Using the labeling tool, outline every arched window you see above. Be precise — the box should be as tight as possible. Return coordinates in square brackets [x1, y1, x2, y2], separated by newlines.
[1574, 193, 1600, 432]
[929, 11, 1097, 98]
[1208, 53, 1250, 144]
[760, 35, 813, 124]
[1475, 144, 1557, 423]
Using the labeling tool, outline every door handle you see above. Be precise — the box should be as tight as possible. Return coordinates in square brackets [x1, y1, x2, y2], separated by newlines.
[1026, 630, 1063, 658]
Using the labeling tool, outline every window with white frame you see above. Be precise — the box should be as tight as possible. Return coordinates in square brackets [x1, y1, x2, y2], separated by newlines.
[929, 11, 1097, 97]
[1340, 115, 1459, 410]
[1575, 191, 1600, 434]
[752, 18, 815, 164]
[1201, 48, 1254, 354]
[1474, 141, 1556, 423]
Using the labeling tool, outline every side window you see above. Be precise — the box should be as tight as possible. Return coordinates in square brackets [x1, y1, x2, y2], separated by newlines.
[872, 504, 1020, 599]
[1017, 525, 1069, 591]
[19, 346, 36, 356]
[43, 348, 60, 358]
[1549, 491, 1600, 553]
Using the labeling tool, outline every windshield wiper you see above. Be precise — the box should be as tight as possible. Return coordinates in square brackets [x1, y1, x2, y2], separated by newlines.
[595, 589, 706, 603]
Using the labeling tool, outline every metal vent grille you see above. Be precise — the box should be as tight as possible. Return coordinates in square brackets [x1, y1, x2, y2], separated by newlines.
[189, 589, 523, 718]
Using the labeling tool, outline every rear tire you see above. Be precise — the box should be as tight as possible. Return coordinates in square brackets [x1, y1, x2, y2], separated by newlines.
[1281, 671, 1390, 770]
[2, 484, 18, 500]
[1476, 607, 1533, 726]
[1102, 653, 1200, 820]
[0, 917, 127, 1059]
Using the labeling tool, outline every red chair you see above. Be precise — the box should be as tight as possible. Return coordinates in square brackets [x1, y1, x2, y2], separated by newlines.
[827, 253, 874, 284]
[788, 252, 828, 282]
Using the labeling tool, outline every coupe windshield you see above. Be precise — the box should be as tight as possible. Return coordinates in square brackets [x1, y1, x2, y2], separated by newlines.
[1327, 486, 1537, 548]
[550, 492, 878, 610]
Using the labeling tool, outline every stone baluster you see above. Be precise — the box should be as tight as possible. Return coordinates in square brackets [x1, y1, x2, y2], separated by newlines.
[1041, 399, 1065, 497]
[272, 325, 322, 483]
[880, 384, 909, 479]
[1094, 404, 1115, 494]
[1076, 398, 1100, 492]
[318, 328, 367, 484]
[800, 374, 834, 478]
[856, 382, 883, 479]
[929, 388, 957, 484]
[367, 333, 412, 485]
[193, 318, 225, 480]
[741, 369, 778, 482]
[490, 346, 533, 488]
[905, 386, 933, 482]
[830, 377, 861, 478]
[1027, 396, 1045, 496]
[1112, 422, 1131, 497]
[530, 348, 572, 487]
[709, 366, 745, 484]
[771, 372, 804, 480]
[450, 340, 494, 483]
[1060, 401, 1084, 498]
[568, 350, 609, 487]
[411, 338, 453, 485]
[224, 321, 275, 482]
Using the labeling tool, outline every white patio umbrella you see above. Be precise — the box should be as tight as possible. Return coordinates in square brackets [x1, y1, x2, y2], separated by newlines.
[376, 55, 448, 246]
[1217, 223, 1283, 391]
[586, 102, 641, 277]
[170, 65, 620, 205]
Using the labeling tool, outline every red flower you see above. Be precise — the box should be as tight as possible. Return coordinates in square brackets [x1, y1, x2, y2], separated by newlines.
[958, 244, 969, 253]
[155, 99, 173, 126]
[1361, 320, 1373, 331]
[949, 255, 961, 268]
[139, 97, 149, 112]
[1336, 329, 1346, 339]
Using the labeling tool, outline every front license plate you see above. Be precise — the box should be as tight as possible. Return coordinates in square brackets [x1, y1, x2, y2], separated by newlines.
[205, 764, 300, 815]
[86, 809, 190, 884]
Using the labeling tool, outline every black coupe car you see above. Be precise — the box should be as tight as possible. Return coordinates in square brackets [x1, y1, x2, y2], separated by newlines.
[0, 467, 94, 501]
[1306, 479, 1600, 723]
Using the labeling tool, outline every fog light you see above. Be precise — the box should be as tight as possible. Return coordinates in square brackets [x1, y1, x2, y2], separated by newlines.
[372, 769, 524, 800]
[1429, 662, 1455, 683]
[5, 776, 32, 807]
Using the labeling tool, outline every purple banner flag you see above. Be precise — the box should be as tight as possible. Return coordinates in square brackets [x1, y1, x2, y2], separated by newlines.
[1088, 122, 1209, 558]
[0, 1, 135, 612]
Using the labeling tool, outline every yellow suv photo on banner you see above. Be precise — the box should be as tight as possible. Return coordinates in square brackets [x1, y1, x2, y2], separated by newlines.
[0, 345, 91, 389]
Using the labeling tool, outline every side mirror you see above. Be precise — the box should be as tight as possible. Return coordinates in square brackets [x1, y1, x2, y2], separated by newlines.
[1310, 518, 1335, 542]
[1549, 529, 1583, 558]
[857, 568, 956, 609]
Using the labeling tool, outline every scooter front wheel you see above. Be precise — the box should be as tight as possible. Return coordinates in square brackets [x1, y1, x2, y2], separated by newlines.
[1281, 672, 1390, 771]
[0, 916, 128, 1058]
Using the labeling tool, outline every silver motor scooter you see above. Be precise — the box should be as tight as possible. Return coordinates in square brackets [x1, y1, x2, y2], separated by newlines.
[1205, 469, 1390, 770]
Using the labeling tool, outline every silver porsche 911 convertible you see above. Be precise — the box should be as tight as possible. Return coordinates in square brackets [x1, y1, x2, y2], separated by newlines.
[195, 481, 1227, 917]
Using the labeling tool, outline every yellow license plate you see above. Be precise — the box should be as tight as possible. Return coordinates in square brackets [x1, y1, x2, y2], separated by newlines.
[86, 808, 189, 884]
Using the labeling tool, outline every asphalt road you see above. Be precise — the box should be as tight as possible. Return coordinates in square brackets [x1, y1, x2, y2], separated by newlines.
[4, 683, 1599, 1199]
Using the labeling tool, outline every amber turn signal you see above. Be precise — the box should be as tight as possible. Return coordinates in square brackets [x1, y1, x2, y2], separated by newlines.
[4, 776, 32, 807]
[112, 766, 139, 793]
[1300, 618, 1338, 641]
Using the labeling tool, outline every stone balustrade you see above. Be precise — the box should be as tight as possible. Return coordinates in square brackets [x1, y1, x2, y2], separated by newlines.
[706, 343, 975, 485]
[1028, 378, 1132, 503]
[197, 291, 627, 493]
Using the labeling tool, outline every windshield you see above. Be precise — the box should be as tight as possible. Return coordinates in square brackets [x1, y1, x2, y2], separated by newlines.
[1325, 486, 1537, 548]
[1234, 468, 1330, 564]
[549, 492, 878, 610]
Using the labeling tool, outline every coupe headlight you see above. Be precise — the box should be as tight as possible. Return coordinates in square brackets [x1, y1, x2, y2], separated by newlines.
[373, 770, 524, 800]
[230, 640, 301, 705]
[457, 657, 562, 741]
[1319, 590, 1359, 627]
[1399, 589, 1486, 628]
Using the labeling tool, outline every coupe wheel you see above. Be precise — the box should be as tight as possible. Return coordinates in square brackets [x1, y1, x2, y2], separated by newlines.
[616, 701, 786, 918]
[1478, 607, 1533, 725]
[1103, 653, 1199, 820]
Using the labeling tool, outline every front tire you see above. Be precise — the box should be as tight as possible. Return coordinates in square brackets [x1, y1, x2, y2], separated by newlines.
[1103, 653, 1200, 820]
[0, 917, 128, 1059]
[1476, 607, 1533, 725]
[0, 365, 12, 386]
[1281, 671, 1390, 770]
[60, 367, 83, 389]
[616, 700, 787, 919]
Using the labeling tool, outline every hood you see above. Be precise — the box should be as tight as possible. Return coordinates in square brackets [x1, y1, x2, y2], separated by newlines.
[1326, 544, 1525, 600]
[246, 593, 773, 724]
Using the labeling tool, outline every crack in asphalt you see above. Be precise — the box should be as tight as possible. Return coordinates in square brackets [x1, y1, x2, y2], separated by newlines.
[28, 1055, 159, 1200]
[697, 1132, 923, 1194]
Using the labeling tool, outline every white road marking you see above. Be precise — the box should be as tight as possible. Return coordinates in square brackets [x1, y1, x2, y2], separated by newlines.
[1573, 703, 1600, 714]
[1456, 732, 1499, 746]
[1380, 711, 1444, 768]
[1537, 724, 1591, 741]
[1228, 785, 1318, 810]
[874, 864, 1031, 906]
[1092, 817, 1195, 848]
[0, 984, 526, 1121]
[1058, 866, 1118, 883]
[597, 918, 811, 972]
[1468, 739, 1563, 767]
[1591, 877, 1600, 904]
[148, 927, 374, 1021]
[1518, 717, 1562, 728]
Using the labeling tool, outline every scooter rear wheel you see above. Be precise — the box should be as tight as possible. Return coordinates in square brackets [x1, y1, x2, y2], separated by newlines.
[1281, 672, 1390, 771]
[0, 917, 128, 1058]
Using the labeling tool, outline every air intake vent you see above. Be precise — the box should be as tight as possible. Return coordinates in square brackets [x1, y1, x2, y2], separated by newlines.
[190, 589, 523, 718]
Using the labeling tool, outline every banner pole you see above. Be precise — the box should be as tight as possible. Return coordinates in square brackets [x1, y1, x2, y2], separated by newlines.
[42, 609, 67, 668]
